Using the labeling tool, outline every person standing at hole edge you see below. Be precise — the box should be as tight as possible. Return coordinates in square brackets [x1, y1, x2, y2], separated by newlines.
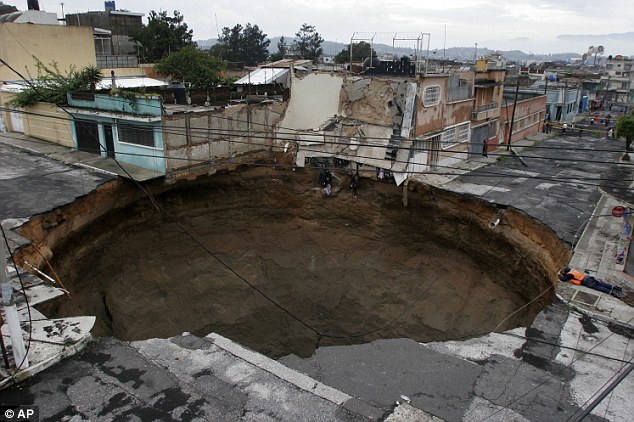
[351, 173, 360, 197]
[558, 267, 622, 297]
[323, 169, 333, 196]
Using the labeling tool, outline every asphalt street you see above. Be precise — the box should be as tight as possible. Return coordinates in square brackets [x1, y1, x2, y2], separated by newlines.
[441, 135, 628, 244]
[0, 142, 113, 221]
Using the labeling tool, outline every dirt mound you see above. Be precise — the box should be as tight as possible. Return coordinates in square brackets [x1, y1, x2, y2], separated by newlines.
[35, 165, 565, 358]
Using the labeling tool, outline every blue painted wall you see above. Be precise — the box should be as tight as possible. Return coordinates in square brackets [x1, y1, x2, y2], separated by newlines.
[69, 92, 166, 174]
[68, 93, 162, 116]
[545, 87, 580, 123]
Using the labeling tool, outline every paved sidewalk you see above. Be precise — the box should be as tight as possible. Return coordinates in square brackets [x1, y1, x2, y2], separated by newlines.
[0, 132, 162, 182]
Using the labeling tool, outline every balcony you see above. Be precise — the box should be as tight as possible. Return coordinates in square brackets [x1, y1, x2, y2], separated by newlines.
[472, 102, 500, 120]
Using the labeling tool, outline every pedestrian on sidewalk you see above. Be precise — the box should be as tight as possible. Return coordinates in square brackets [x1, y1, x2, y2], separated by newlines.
[558, 267, 622, 296]
[482, 139, 488, 158]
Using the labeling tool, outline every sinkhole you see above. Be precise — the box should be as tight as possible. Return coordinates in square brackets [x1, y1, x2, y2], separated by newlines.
[26, 165, 565, 359]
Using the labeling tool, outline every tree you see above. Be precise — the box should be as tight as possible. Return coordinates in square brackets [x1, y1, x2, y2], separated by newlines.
[0, 2, 17, 15]
[154, 46, 226, 89]
[293, 23, 323, 63]
[334, 41, 372, 64]
[215, 23, 269, 66]
[9, 60, 102, 107]
[616, 113, 634, 161]
[130, 10, 195, 63]
[242, 24, 270, 65]
[269, 36, 288, 62]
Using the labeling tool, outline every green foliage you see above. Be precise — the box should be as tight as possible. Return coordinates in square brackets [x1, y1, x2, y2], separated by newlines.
[8, 60, 103, 107]
[616, 114, 634, 142]
[293, 23, 323, 63]
[334, 41, 373, 64]
[154, 46, 226, 89]
[269, 36, 288, 62]
[0, 2, 17, 15]
[130, 10, 195, 63]
[616, 113, 634, 156]
[215, 23, 270, 66]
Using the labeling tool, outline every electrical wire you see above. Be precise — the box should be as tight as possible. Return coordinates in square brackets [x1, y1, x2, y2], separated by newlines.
[0, 224, 33, 378]
[0, 56, 331, 341]
[1, 125, 632, 189]
[2, 57, 633, 381]
[0, 104, 631, 161]
[479, 315, 634, 422]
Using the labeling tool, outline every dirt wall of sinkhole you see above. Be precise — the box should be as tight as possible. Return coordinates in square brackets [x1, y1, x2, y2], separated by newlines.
[17, 164, 571, 358]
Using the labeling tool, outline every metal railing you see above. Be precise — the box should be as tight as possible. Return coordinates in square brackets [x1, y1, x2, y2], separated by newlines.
[473, 102, 499, 113]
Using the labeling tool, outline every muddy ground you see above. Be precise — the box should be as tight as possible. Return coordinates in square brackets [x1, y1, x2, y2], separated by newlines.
[36, 165, 561, 358]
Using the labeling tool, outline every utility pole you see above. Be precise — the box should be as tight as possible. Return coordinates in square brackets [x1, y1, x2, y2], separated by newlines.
[507, 79, 520, 151]
[0, 237, 29, 370]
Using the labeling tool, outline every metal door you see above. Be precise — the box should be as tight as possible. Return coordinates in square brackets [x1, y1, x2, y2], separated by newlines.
[75, 120, 101, 154]
[9, 109, 24, 133]
[104, 124, 115, 158]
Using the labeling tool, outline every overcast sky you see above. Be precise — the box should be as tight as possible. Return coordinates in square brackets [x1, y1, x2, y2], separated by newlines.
[36, 0, 634, 56]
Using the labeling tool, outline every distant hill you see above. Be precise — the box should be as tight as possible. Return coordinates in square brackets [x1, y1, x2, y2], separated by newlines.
[196, 37, 582, 63]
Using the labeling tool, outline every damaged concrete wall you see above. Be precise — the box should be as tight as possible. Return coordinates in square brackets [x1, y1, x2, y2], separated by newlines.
[289, 74, 419, 173]
[341, 77, 416, 128]
[280, 73, 343, 130]
[163, 102, 286, 179]
[415, 76, 447, 136]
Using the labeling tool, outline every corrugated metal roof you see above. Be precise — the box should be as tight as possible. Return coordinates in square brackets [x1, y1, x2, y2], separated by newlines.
[97, 77, 167, 90]
[235, 68, 289, 85]
[1, 77, 167, 93]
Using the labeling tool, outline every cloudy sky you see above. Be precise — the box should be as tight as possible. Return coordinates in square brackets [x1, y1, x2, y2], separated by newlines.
[36, 0, 634, 56]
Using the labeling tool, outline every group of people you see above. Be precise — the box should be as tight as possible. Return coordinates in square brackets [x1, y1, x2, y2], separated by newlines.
[558, 267, 623, 297]
[319, 166, 360, 198]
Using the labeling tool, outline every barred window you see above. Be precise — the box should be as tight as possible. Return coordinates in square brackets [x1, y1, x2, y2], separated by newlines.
[441, 122, 470, 150]
[423, 85, 441, 107]
[458, 124, 469, 143]
[118, 123, 155, 147]
[440, 128, 456, 149]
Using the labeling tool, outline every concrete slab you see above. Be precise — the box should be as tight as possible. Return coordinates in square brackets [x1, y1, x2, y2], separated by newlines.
[0, 132, 162, 183]
[0, 335, 366, 421]
[280, 338, 484, 422]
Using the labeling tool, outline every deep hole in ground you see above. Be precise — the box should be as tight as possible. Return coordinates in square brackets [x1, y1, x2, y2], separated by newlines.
[28, 165, 566, 358]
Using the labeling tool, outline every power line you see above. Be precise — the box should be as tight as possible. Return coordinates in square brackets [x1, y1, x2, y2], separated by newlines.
[5, 58, 634, 419]
[479, 315, 634, 421]
[0, 103, 631, 160]
[3, 131, 632, 192]
[1, 105, 632, 182]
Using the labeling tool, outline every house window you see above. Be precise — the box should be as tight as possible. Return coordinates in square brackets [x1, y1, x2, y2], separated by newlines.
[118, 123, 155, 147]
[458, 124, 469, 143]
[440, 129, 455, 149]
[423, 85, 441, 107]
[441, 122, 470, 149]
